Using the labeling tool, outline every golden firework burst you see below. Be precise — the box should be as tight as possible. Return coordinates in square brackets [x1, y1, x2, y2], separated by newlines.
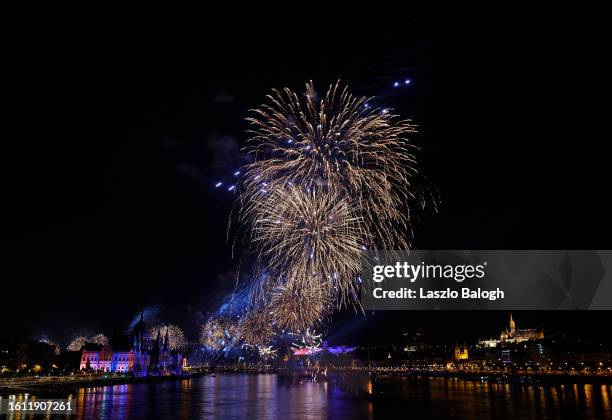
[239, 310, 274, 347]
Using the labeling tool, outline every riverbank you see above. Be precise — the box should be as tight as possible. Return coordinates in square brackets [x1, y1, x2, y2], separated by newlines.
[0, 373, 203, 396]
[372, 369, 612, 384]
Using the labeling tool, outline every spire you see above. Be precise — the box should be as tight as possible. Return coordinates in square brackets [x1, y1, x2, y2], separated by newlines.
[155, 326, 162, 350]
[163, 326, 169, 351]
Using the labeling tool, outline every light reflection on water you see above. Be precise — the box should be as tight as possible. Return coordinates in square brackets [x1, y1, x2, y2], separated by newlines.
[70, 375, 369, 420]
[369, 375, 612, 419]
[3, 374, 611, 419]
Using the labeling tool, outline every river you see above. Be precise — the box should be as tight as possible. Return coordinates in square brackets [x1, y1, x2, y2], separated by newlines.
[2, 373, 611, 419]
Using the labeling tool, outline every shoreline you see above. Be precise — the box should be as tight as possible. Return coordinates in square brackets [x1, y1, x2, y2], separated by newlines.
[367, 369, 612, 385]
[0, 373, 204, 396]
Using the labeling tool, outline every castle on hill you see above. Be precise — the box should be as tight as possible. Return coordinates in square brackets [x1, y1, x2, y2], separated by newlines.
[478, 313, 544, 348]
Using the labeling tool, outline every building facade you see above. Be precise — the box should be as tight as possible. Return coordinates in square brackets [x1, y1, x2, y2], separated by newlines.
[80, 344, 112, 371]
[111, 349, 134, 373]
[79, 314, 184, 376]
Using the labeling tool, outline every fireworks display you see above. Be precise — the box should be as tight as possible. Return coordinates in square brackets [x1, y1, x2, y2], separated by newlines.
[17, 76, 422, 365]
[236, 80, 418, 329]
[239, 311, 274, 347]
[269, 274, 331, 331]
[258, 345, 277, 361]
[67, 336, 87, 351]
[148, 324, 187, 350]
[249, 186, 364, 306]
[291, 329, 323, 356]
[66, 333, 108, 351]
[243, 80, 416, 249]
[89, 333, 109, 346]
[199, 317, 240, 351]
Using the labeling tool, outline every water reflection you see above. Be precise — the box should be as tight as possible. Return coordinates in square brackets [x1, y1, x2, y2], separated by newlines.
[368, 375, 611, 419]
[2, 374, 610, 419]
[69, 374, 370, 420]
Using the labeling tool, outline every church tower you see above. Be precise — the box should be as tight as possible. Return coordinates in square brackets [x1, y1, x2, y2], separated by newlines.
[509, 313, 516, 334]
[454, 341, 469, 361]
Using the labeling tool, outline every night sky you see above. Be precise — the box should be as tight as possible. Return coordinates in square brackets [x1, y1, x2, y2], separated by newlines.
[2, 14, 610, 346]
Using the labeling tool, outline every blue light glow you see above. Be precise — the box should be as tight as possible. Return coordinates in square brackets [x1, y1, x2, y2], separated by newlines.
[215, 182, 223, 188]
[327, 345, 357, 355]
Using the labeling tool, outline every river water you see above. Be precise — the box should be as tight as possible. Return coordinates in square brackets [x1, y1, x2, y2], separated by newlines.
[3, 373, 611, 419]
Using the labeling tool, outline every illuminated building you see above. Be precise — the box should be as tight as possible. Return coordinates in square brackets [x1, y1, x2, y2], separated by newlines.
[478, 313, 544, 348]
[479, 339, 500, 348]
[78, 313, 184, 376]
[501, 348, 512, 365]
[112, 348, 134, 373]
[80, 343, 133, 373]
[499, 340, 545, 367]
[454, 343, 469, 361]
[131, 312, 184, 376]
[80, 344, 112, 371]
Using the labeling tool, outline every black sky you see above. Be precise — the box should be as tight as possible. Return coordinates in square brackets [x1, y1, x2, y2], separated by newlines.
[2, 13, 610, 345]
